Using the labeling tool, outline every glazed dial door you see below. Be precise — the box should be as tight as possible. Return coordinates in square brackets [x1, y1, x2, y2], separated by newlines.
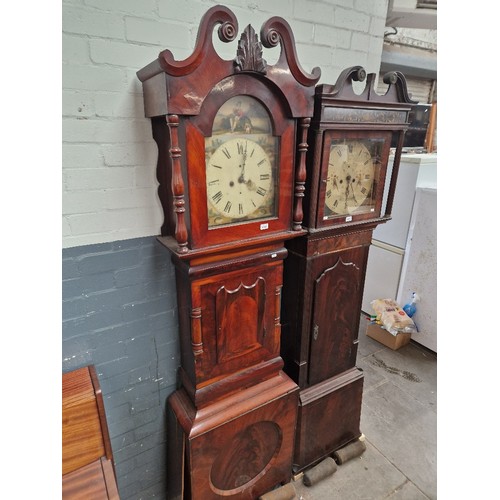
[318, 131, 392, 226]
[325, 140, 375, 215]
[205, 95, 278, 228]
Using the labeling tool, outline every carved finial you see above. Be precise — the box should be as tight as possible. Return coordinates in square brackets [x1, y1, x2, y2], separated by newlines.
[320, 65, 416, 105]
[234, 24, 267, 74]
[152, 5, 238, 78]
[260, 16, 320, 86]
[218, 18, 237, 43]
[382, 71, 399, 85]
[380, 71, 418, 103]
[352, 66, 367, 82]
[333, 65, 367, 92]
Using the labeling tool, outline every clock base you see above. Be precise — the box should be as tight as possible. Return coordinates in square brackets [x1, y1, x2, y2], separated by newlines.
[293, 367, 364, 473]
[166, 371, 299, 500]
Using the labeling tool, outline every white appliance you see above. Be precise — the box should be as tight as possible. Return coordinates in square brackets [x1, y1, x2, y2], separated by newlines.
[361, 153, 437, 352]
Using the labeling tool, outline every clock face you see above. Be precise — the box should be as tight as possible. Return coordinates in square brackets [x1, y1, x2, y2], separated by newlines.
[325, 140, 375, 215]
[323, 137, 386, 220]
[205, 96, 278, 228]
[207, 138, 274, 222]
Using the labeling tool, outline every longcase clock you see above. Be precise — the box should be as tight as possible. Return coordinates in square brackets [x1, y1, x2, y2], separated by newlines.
[280, 66, 416, 472]
[137, 6, 319, 499]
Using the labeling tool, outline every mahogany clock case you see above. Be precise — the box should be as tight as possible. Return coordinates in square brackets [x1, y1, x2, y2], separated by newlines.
[137, 5, 321, 499]
[281, 67, 416, 389]
[303, 67, 416, 233]
[172, 245, 289, 409]
[282, 229, 372, 389]
[168, 243, 299, 499]
[294, 367, 364, 471]
[137, 6, 320, 258]
[136, 2, 320, 405]
[136, 2, 320, 410]
[282, 227, 371, 472]
[176, 81, 298, 250]
[280, 68, 416, 472]
[166, 373, 299, 500]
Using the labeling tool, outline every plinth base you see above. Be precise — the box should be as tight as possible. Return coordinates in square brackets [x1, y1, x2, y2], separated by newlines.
[293, 367, 364, 473]
[167, 371, 299, 499]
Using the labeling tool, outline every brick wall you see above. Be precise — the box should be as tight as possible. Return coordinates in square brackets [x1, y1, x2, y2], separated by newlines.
[62, 236, 179, 498]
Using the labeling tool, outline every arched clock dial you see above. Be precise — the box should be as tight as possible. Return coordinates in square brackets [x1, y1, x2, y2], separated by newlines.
[205, 95, 278, 228]
[206, 137, 274, 224]
[325, 140, 375, 216]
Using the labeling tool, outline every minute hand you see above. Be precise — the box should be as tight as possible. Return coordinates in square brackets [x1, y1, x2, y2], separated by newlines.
[238, 141, 248, 184]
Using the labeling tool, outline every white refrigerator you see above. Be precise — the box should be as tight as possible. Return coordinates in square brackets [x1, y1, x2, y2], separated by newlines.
[361, 154, 437, 352]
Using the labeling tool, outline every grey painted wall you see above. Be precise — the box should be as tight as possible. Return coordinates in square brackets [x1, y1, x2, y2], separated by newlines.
[62, 236, 180, 499]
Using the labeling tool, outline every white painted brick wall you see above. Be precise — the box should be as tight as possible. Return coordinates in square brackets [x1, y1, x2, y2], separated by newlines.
[62, 0, 389, 248]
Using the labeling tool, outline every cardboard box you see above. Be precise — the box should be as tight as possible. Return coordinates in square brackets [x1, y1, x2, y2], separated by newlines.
[366, 322, 411, 350]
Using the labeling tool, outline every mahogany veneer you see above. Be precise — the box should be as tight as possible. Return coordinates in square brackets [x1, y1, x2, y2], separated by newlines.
[62, 365, 119, 499]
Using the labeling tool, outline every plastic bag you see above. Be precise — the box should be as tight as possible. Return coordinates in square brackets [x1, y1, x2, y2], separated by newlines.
[370, 298, 417, 336]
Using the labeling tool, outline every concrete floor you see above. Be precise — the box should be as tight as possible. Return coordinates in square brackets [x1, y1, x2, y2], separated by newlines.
[287, 314, 437, 500]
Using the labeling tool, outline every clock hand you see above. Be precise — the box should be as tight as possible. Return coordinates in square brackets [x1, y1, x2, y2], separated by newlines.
[344, 173, 359, 208]
[237, 141, 249, 185]
[344, 183, 350, 210]
[239, 141, 259, 191]
[347, 179, 359, 204]
[237, 172, 257, 190]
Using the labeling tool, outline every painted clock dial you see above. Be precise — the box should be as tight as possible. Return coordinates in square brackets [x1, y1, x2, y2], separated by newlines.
[323, 138, 384, 219]
[205, 96, 278, 228]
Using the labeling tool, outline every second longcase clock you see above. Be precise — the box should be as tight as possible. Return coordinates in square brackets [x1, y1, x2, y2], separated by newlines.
[137, 6, 319, 499]
[280, 66, 416, 472]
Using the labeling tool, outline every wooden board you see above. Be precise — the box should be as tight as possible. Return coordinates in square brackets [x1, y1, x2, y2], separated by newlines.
[293, 368, 364, 472]
[62, 457, 119, 500]
[62, 365, 119, 499]
[62, 367, 106, 475]
[167, 372, 299, 499]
